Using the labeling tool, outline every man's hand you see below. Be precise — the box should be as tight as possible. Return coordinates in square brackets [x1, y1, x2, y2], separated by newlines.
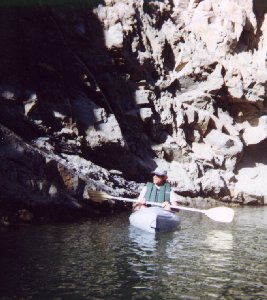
[162, 202, 171, 211]
[132, 200, 147, 211]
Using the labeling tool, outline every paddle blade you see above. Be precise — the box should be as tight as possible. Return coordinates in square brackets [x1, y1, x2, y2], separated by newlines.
[204, 207, 234, 223]
[87, 191, 112, 202]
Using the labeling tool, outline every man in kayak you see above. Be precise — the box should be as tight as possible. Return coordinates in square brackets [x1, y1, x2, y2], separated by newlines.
[133, 167, 180, 211]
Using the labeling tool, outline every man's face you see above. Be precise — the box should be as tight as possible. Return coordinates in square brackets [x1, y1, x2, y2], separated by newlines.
[153, 174, 167, 186]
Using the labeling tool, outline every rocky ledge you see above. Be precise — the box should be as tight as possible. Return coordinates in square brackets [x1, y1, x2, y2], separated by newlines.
[0, 0, 267, 224]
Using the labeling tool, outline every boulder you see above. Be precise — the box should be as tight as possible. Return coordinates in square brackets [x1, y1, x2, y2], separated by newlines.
[235, 165, 267, 203]
[200, 169, 228, 196]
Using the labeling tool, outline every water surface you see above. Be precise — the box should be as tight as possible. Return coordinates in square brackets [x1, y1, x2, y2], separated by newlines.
[0, 207, 266, 299]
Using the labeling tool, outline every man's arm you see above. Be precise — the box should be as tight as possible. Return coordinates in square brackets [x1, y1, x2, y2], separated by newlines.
[170, 190, 180, 205]
[137, 186, 147, 202]
[132, 186, 147, 211]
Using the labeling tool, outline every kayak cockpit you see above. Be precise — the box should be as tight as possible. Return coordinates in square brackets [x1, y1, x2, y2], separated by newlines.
[129, 207, 181, 233]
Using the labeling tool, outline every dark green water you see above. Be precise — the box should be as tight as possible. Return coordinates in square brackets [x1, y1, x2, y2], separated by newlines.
[0, 207, 266, 300]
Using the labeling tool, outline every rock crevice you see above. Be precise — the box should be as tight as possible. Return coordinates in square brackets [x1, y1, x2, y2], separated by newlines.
[0, 0, 267, 219]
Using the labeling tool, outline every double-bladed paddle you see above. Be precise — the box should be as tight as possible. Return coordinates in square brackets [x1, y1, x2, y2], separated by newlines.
[87, 190, 234, 223]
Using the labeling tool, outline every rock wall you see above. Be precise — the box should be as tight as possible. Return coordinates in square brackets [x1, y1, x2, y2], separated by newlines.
[0, 0, 267, 214]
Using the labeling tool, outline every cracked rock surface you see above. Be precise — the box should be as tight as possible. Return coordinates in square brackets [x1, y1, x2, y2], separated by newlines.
[0, 0, 267, 221]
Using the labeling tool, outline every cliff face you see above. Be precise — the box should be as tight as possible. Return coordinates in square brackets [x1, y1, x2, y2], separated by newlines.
[0, 0, 267, 215]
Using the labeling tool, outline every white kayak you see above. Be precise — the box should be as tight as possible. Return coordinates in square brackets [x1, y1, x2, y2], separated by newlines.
[129, 207, 181, 233]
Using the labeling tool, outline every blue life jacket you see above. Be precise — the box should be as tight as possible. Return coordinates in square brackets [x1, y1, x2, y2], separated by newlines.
[144, 182, 171, 203]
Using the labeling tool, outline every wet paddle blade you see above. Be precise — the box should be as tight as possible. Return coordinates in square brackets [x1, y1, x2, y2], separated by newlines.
[204, 207, 234, 223]
[87, 191, 113, 202]
[87, 191, 138, 203]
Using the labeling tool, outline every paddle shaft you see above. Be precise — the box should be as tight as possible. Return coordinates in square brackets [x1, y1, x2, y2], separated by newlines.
[105, 195, 204, 213]
[88, 190, 234, 223]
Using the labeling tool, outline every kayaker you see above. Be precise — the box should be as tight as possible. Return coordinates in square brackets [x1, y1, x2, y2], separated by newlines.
[133, 167, 180, 211]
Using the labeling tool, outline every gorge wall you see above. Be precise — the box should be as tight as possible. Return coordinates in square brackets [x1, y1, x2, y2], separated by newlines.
[0, 0, 267, 220]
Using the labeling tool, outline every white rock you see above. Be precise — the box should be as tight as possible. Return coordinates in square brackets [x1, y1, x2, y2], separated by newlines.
[192, 142, 214, 161]
[242, 125, 267, 145]
[200, 169, 226, 195]
[104, 23, 124, 48]
[139, 108, 153, 122]
[235, 165, 267, 198]
[24, 99, 37, 116]
[135, 90, 153, 105]
[168, 162, 201, 194]
[204, 130, 243, 156]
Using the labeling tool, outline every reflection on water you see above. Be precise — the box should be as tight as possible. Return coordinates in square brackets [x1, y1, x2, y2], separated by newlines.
[202, 230, 234, 277]
[204, 230, 233, 251]
[129, 226, 158, 252]
[0, 207, 266, 299]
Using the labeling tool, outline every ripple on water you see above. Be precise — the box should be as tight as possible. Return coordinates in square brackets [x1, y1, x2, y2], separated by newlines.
[0, 207, 266, 299]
